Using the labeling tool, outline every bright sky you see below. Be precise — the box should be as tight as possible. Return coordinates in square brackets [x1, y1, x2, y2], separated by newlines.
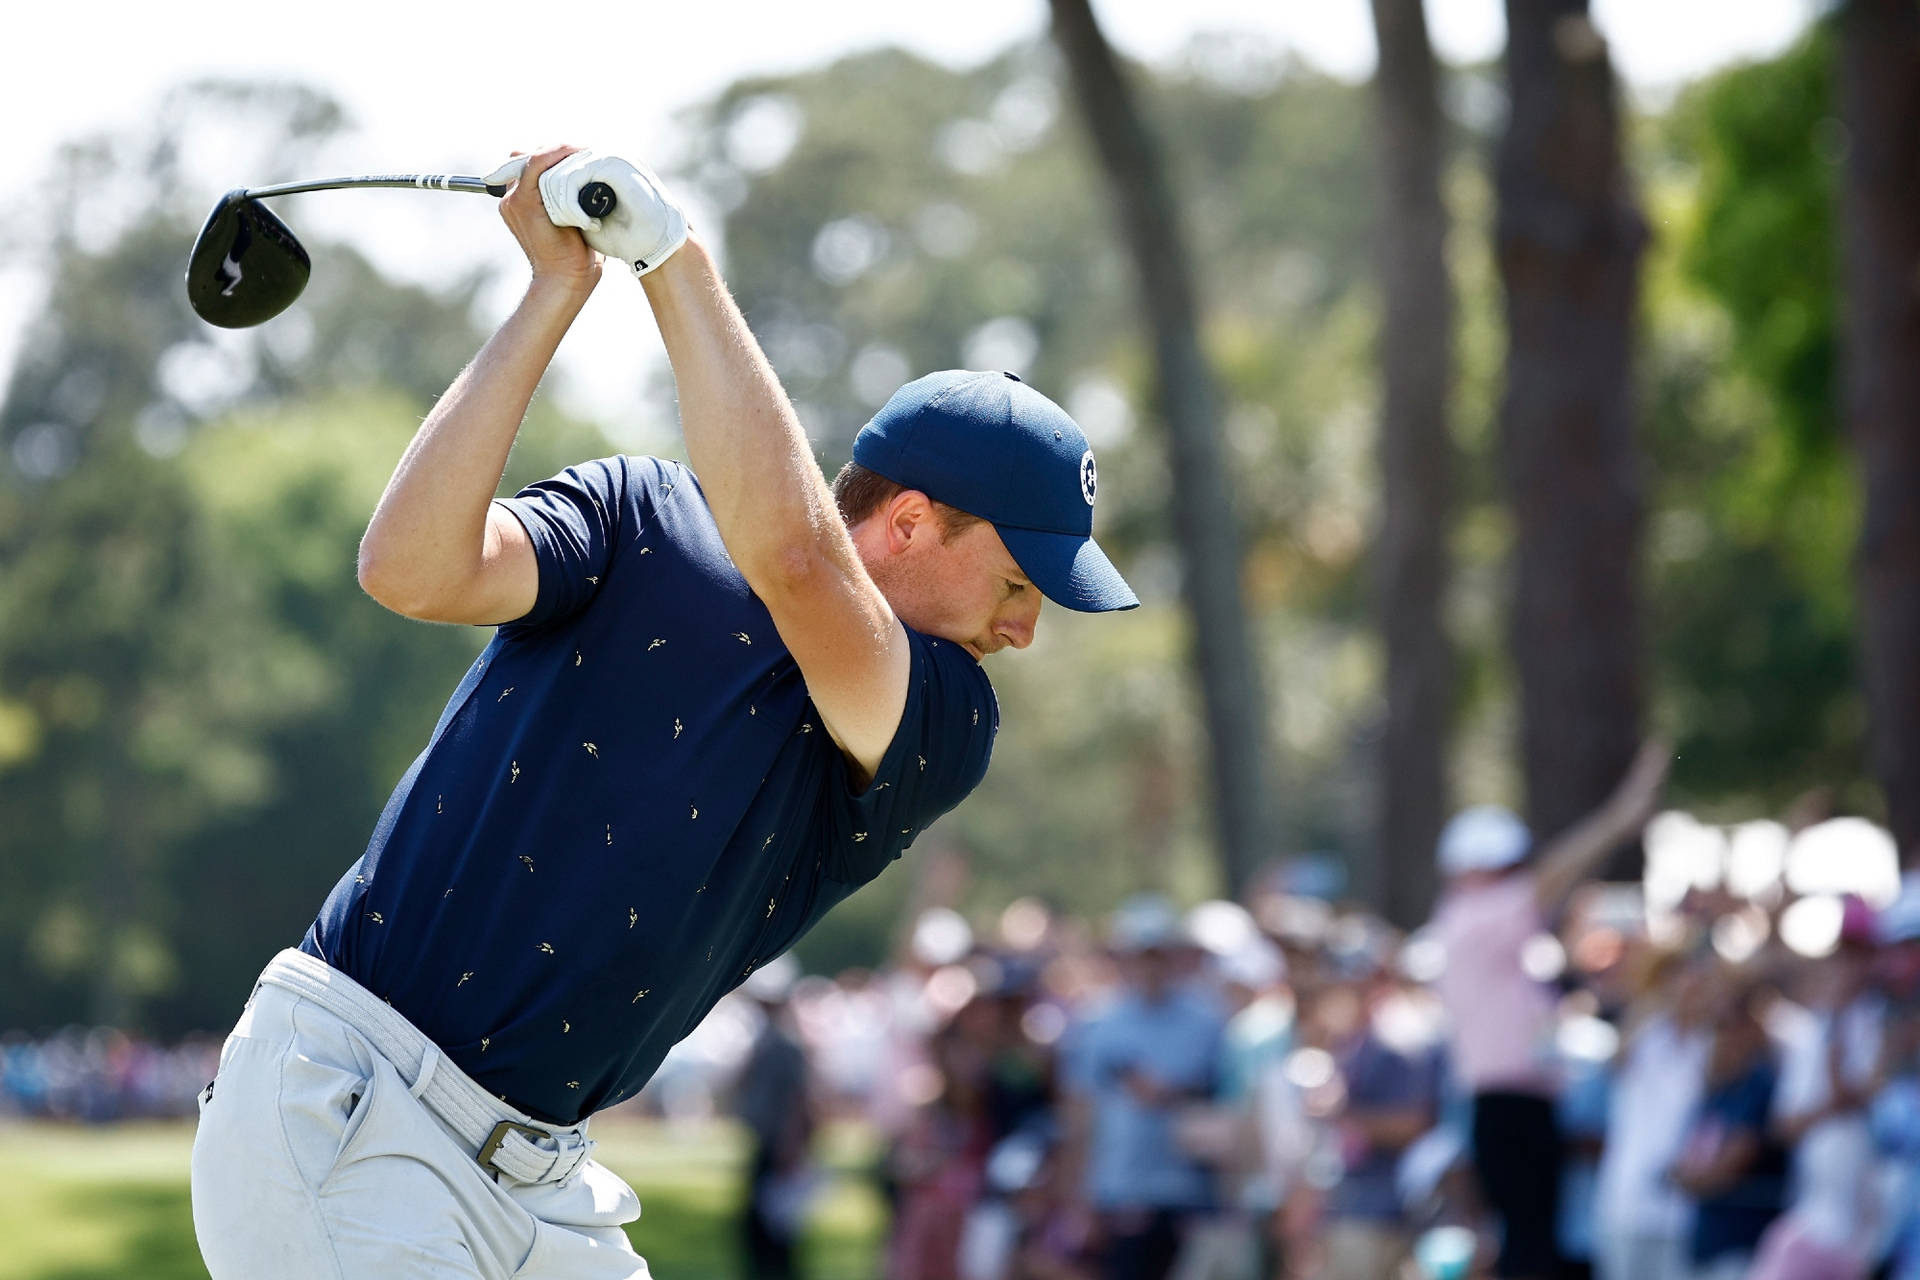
[4, 0, 1813, 427]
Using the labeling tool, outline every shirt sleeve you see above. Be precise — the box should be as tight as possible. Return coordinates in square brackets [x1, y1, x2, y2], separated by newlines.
[820, 628, 997, 884]
[494, 456, 632, 631]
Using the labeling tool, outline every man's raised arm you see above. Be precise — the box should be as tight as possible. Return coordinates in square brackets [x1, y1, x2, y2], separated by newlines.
[356, 147, 599, 626]
[637, 241, 911, 778]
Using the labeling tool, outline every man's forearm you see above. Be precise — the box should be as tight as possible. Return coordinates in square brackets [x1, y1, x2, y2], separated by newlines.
[358, 279, 588, 609]
[639, 239, 853, 588]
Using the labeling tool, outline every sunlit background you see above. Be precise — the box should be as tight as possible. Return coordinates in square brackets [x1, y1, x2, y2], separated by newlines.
[9, 1, 1920, 1277]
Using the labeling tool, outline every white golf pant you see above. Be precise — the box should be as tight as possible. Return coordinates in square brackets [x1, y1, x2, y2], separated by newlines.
[190, 949, 649, 1280]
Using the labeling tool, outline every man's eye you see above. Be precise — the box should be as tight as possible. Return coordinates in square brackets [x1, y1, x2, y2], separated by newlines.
[1005, 580, 1025, 596]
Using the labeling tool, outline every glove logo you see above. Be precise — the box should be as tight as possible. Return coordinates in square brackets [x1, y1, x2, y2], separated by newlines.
[1080, 450, 1098, 506]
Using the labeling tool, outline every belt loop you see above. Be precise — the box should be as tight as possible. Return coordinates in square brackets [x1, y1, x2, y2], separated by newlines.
[410, 1044, 440, 1100]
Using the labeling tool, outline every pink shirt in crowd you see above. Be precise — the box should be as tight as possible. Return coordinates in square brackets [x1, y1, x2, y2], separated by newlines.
[1432, 873, 1559, 1095]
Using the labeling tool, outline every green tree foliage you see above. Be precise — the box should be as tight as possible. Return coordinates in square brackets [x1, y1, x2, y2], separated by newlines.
[1642, 27, 1870, 813]
[0, 85, 609, 1033]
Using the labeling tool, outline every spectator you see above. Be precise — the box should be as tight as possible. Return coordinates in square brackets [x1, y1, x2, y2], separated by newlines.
[1671, 968, 1788, 1280]
[1064, 895, 1227, 1280]
[1869, 875, 1920, 1280]
[1313, 937, 1442, 1280]
[1592, 948, 1714, 1280]
[732, 955, 818, 1280]
[1554, 1008, 1613, 1280]
[1428, 742, 1670, 1280]
[1748, 895, 1887, 1280]
[889, 1000, 998, 1280]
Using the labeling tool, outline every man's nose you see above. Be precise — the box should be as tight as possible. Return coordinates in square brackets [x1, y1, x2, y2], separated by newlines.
[996, 598, 1041, 650]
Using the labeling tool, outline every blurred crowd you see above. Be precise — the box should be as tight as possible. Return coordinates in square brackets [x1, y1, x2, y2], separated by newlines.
[0, 1026, 218, 1122]
[702, 761, 1920, 1280]
[9, 760, 1920, 1280]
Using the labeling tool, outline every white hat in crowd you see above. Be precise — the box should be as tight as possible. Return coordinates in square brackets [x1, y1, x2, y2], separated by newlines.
[1437, 804, 1533, 877]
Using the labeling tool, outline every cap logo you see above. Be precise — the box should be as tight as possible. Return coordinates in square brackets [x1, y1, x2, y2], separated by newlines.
[1080, 450, 1097, 506]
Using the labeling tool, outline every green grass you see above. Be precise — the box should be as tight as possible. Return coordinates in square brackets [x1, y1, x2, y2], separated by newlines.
[0, 1118, 885, 1280]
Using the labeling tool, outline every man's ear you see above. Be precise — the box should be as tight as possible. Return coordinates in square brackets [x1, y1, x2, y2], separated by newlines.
[881, 489, 937, 553]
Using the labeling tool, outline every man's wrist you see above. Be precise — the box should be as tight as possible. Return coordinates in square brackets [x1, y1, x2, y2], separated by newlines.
[524, 272, 598, 312]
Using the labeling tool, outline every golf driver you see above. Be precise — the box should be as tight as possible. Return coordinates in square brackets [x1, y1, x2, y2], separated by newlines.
[185, 157, 616, 329]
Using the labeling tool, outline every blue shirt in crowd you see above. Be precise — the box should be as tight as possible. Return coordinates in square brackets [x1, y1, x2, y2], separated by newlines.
[1687, 1057, 1787, 1267]
[304, 456, 996, 1123]
[1069, 986, 1227, 1210]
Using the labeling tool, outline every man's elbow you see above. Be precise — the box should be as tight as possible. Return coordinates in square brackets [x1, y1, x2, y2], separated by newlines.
[357, 540, 448, 619]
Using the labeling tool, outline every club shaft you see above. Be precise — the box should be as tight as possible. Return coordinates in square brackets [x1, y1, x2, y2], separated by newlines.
[242, 174, 504, 200]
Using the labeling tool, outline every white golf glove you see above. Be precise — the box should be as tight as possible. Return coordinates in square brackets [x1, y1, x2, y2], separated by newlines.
[536, 150, 689, 276]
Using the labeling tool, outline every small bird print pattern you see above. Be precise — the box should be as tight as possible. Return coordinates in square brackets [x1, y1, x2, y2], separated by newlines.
[480, 1037, 490, 1052]
[510, 761, 521, 784]
[537, 941, 555, 954]
[673, 718, 684, 739]
[690, 805, 699, 820]
[647, 638, 666, 652]
[457, 972, 473, 987]
[628, 907, 637, 928]
[733, 632, 751, 645]
[583, 742, 599, 758]
[632, 988, 650, 1003]
[520, 855, 535, 873]
[498, 687, 514, 702]
[366, 911, 384, 924]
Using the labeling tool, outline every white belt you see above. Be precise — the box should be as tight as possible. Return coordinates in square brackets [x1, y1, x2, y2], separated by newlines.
[256, 949, 594, 1186]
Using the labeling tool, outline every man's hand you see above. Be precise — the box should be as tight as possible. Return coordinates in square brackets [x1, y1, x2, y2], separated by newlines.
[499, 145, 602, 297]
[538, 151, 689, 275]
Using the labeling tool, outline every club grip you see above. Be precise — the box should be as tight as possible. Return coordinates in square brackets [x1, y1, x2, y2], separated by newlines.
[578, 182, 617, 220]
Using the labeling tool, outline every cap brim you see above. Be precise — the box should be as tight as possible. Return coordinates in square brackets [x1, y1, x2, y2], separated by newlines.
[996, 525, 1139, 613]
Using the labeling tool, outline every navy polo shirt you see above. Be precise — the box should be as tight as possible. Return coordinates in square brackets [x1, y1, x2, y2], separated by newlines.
[302, 456, 997, 1123]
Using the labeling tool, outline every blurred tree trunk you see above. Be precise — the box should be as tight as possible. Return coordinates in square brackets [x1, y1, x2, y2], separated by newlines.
[1838, 0, 1920, 862]
[1497, 2, 1648, 859]
[1370, 0, 1455, 927]
[1049, 0, 1276, 896]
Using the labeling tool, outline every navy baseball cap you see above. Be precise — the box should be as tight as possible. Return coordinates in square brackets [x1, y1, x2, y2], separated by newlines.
[852, 370, 1139, 613]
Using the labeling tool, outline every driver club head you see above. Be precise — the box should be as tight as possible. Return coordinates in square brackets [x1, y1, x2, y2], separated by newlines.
[185, 190, 311, 328]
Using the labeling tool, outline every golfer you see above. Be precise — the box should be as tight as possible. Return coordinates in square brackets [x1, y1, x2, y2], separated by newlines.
[189, 145, 1137, 1279]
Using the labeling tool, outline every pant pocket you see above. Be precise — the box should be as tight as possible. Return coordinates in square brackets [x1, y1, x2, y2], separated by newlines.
[191, 1034, 344, 1279]
[278, 1041, 378, 1186]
